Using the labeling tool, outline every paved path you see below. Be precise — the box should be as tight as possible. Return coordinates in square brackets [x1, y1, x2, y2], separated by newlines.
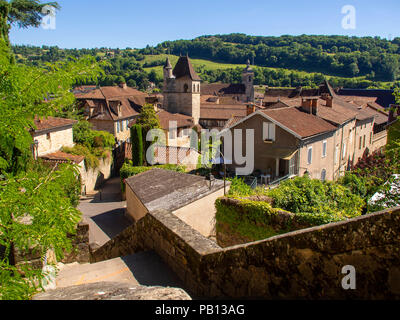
[78, 177, 131, 246]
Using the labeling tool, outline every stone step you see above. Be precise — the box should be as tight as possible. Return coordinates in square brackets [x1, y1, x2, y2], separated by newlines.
[56, 257, 138, 289]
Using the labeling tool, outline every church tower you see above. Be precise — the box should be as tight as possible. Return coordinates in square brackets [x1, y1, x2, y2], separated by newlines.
[163, 56, 201, 125]
[242, 59, 255, 103]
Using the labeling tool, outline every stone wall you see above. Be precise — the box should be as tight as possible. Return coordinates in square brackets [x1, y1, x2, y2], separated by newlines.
[61, 222, 90, 264]
[91, 207, 400, 299]
[34, 127, 74, 157]
[80, 157, 112, 194]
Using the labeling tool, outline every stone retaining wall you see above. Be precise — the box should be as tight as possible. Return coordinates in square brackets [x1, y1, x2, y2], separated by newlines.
[91, 207, 400, 299]
[62, 222, 90, 264]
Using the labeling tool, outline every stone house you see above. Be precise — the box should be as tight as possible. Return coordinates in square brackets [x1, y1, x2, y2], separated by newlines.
[222, 106, 338, 181]
[75, 84, 152, 143]
[31, 116, 77, 157]
[125, 169, 229, 237]
[32, 116, 112, 194]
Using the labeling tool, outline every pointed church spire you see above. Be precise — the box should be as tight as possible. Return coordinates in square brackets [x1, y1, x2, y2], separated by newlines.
[164, 57, 172, 69]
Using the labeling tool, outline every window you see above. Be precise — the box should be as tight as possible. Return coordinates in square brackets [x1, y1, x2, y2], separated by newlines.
[342, 143, 347, 160]
[335, 146, 339, 164]
[263, 122, 276, 141]
[349, 129, 353, 144]
[363, 135, 366, 148]
[321, 169, 327, 182]
[46, 133, 51, 140]
[359, 136, 362, 150]
[322, 141, 327, 158]
[184, 84, 189, 93]
[117, 121, 120, 133]
[126, 120, 129, 129]
[307, 147, 313, 165]
[370, 132, 373, 145]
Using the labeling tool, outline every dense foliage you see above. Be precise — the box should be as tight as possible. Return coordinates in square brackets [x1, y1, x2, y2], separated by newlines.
[268, 176, 365, 218]
[73, 121, 115, 149]
[130, 125, 144, 167]
[11, 33, 400, 90]
[160, 34, 400, 81]
[1, 3, 103, 298]
[0, 161, 82, 300]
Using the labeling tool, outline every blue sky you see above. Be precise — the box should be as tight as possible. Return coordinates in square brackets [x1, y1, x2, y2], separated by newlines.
[9, 0, 400, 49]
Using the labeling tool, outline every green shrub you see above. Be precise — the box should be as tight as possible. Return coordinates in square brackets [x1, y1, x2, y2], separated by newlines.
[227, 177, 254, 197]
[215, 198, 285, 241]
[73, 121, 115, 149]
[267, 176, 365, 218]
[62, 145, 99, 169]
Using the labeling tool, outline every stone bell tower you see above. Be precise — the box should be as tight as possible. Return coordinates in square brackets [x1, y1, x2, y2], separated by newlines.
[163, 56, 201, 125]
[242, 59, 255, 103]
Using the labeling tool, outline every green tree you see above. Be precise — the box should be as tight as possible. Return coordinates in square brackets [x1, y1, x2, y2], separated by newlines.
[130, 124, 143, 166]
[0, 7, 102, 298]
[136, 103, 161, 128]
[0, 0, 60, 49]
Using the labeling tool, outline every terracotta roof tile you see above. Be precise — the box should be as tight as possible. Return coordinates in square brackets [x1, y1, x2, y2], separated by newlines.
[33, 116, 77, 132]
[262, 107, 337, 139]
[40, 152, 85, 164]
[200, 104, 248, 120]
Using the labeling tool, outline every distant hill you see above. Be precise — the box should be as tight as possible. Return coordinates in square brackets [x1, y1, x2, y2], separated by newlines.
[12, 34, 400, 91]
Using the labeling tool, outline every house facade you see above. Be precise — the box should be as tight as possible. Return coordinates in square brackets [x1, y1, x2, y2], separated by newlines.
[75, 84, 152, 143]
[223, 108, 337, 181]
[31, 116, 77, 157]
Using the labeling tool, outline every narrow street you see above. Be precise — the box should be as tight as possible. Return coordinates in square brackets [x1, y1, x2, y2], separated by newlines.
[78, 177, 130, 247]
[58, 177, 186, 292]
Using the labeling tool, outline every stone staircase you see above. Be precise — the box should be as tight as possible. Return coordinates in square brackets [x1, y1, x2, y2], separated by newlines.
[55, 256, 138, 289]
[55, 251, 185, 291]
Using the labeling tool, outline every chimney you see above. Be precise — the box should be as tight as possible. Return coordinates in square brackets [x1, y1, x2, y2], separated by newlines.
[326, 97, 333, 108]
[301, 98, 312, 114]
[247, 104, 256, 116]
[119, 82, 127, 89]
[321, 93, 333, 108]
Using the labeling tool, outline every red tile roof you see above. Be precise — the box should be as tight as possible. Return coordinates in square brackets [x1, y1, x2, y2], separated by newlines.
[33, 116, 77, 133]
[40, 152, 85, 164]
[262, 107, 337, 139]
[200, 104, 248, 120]
[75, 85, 148, 121]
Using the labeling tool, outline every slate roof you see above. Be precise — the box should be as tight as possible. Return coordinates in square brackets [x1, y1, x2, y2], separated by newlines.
[125, 169, 226, 212]
[173, 56, 201, 81]
[201, 83, 246, 96]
